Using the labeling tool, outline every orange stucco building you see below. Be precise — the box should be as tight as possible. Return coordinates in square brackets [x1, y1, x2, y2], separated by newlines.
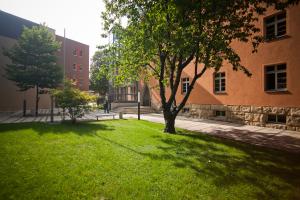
[147, 5, 300, 131]
[0, 11, 89, 112]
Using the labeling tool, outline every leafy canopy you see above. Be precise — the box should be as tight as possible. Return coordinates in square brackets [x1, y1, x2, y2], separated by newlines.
[3, 25, 63, 91]
[102, 0, 298, 104]
[90, 50, 110, 95]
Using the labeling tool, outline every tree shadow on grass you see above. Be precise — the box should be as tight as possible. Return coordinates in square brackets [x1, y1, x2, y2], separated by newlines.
[0, 121, 115, 136]
[149, 130, 300, 200]
[72, 123, 300, 199]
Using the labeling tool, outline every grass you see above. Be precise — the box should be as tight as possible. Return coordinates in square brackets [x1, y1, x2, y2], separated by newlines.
[0, 119, 299, 200]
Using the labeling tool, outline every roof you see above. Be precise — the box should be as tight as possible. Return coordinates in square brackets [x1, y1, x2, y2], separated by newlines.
[0, 10, 54, 39]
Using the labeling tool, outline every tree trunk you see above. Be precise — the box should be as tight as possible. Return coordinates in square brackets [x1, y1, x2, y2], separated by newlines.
[35, 85, 39, 117]
[163, 111, 176, 133]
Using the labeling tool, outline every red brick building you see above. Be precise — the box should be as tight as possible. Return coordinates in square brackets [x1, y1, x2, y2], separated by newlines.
[146, 5, 300, 131]
[0, 10, 89, 112]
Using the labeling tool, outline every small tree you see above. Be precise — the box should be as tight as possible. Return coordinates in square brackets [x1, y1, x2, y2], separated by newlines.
[3, 25, 63, 116]
[90, 50, 109, 96]
[52, 80, 96, 123]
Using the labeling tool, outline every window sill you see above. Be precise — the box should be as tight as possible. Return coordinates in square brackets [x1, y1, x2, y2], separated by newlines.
[265, 89, 289, 94]
[214, 91, 227, 95]
[266, 122, 286, 125]
[264, 35, 290, 43]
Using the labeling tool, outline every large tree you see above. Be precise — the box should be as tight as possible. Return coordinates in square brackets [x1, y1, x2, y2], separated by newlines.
[102, 0, 298, 133]
[3, 25, 63, 116]
[90, 50, 109, 96]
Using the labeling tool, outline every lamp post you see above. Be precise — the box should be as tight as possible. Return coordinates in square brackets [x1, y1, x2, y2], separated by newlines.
[50, 95, 54, 123]
[23, 91, 26, 117]
[138, 91, 140, 120]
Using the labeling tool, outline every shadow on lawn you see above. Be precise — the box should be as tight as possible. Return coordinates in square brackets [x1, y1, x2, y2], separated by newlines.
[93, 127, 300, 199]
[151, 131, 300, 199]
[0, 121, 115, 136]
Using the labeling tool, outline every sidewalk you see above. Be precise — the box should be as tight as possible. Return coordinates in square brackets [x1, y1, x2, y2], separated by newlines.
[0, 110, 114, 124]
[124, 113, 300, 154]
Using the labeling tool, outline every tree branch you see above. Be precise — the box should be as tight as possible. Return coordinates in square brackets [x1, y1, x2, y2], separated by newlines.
[145, 63, 160, 76]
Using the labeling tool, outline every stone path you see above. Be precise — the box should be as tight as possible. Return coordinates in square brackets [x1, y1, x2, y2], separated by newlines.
[125, 113, 300, 154]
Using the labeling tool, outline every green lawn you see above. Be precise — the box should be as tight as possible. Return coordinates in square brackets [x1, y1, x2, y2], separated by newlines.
[0, 119, 299, 200]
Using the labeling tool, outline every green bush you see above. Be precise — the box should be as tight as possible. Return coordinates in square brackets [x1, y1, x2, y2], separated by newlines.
[52, 80, 96, 123]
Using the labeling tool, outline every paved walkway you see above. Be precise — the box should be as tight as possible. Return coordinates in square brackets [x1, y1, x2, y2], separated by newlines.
[0, 111, 299, 153]
[125, 113, 300, 154]
[0, 110, 116, 124]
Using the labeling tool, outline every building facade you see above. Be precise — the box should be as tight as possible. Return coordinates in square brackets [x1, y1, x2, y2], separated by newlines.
[0, 10, 89, 112]
[148, 5, 300, 131]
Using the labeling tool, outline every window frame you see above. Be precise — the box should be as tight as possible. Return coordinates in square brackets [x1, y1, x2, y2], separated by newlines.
[215, 110, 226, 117]
[78, 79, 83, 88]
[267, 114, 286, 124]
[264, 11, 287, 41]
[72, 63, 77, 71]
[264, 63, 287, 92]
[181, 77, 190, 94]
[214, 72, 226, 93]
[72, 49, 77, 56]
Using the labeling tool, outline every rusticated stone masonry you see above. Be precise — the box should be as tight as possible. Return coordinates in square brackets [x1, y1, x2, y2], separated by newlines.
[180, 104, 300, 132]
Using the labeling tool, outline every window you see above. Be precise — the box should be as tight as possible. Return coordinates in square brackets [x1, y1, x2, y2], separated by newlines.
[182, 108, 190, 113]
[72, 63, 76, 71]
[215, 110, 226, 117]
[79, 79, 83, 88]
[181, 77, 189, 94]
[267, 114, 286, 124]
[265, 12, 286, 40]
[73, 49, 77, 56]
[79, 50, 83, 57]
[214, 72, 226, 93]
[79, 64, 83, 71]
[265, 64, 287, 91]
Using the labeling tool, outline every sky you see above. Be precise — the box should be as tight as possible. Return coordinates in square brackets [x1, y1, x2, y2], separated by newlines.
[0, 0, 108, 65]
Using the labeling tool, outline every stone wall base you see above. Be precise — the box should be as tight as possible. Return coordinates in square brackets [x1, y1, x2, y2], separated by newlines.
[180, 104, 300, 132]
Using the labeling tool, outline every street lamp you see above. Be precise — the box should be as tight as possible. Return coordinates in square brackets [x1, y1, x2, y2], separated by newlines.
[138, 91, 140, 120]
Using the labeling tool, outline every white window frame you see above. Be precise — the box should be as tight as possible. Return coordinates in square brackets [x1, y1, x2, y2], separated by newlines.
[72, 63, 77, 71]
[181, 77, 189, 94]
[265, 64, 287, 92]
[265, 12, 286, 40]
[73, 49, 77, 56]
[214, 72, 226, 93]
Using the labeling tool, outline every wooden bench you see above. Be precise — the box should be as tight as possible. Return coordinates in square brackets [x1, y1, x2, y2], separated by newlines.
[95, 113, 117, 120]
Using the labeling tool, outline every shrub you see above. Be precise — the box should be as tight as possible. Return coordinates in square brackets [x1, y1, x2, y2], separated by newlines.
[52, 80, 96, 123]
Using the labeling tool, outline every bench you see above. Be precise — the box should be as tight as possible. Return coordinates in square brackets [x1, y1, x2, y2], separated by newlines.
[95, 113, 117, 120]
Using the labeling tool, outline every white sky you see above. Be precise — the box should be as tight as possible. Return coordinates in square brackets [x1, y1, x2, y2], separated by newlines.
[0, 0, 107, 65]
